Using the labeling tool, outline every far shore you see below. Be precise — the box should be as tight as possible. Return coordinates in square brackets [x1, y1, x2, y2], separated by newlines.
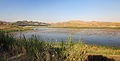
[49, 27, 120, 29]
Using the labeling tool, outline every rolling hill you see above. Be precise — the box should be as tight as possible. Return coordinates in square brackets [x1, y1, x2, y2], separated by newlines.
[50, 20, 120, 27]
[13, 20, 50, 26]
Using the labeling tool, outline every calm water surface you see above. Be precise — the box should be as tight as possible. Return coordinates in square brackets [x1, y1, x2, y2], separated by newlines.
[13, 27, 120, 47]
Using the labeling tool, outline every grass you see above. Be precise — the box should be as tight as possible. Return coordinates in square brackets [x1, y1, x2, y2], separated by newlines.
[50, 27, 120, 29]
[87, 45, 120, 55]
[0, 30, 88, 61]
[0, 30, 120, 61]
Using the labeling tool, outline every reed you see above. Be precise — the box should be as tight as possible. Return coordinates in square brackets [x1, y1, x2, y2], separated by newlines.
[68, 33, 72, 47]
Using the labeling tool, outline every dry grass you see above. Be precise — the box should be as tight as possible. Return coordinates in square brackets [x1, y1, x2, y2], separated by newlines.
[50, 20, 120, 27]
[0, 24, 33, 32]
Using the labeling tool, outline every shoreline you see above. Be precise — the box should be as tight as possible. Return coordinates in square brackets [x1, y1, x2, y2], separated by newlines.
[49, 27, 120, 29]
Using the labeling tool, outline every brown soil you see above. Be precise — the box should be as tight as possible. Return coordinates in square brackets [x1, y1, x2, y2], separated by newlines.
[88, 54, 120, 61]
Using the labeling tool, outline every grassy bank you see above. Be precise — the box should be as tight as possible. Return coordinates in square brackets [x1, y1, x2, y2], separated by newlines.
[50, 27, 120, 29]
[0, 23, 38, 33]
[0, 25, 33, 33]
[0, 30, 120, 61]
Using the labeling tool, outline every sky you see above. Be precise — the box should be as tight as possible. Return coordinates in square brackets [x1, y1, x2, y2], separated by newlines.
[0, 0, 120, 23]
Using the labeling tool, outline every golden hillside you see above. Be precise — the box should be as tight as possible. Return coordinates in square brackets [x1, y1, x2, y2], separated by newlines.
[50, 20, 120, 27]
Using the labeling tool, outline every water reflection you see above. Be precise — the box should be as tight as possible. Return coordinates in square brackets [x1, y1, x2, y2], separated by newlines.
[13, 27, 120, 47]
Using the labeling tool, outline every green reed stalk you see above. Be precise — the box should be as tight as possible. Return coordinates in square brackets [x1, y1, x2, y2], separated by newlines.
[68, 33, 72, 47]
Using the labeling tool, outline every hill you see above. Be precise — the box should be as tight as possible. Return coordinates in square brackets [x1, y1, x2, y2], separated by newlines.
[13, 20, 50, 26]
[0, 21, 23, 31]
[0, 20, 51, 31]
[50, 20, 120, 27]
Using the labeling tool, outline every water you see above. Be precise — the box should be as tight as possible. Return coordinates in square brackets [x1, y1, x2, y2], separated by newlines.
[13, 27, 120, 47]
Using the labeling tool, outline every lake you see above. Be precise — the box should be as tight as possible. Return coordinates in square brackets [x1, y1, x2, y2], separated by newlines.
[13, 27, 120, 47]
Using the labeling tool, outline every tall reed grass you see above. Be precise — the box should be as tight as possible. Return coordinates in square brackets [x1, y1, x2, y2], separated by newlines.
[0, 30, 88, 61]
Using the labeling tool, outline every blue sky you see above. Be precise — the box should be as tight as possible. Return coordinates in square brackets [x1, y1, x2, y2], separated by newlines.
[0, 0, 120, 23]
